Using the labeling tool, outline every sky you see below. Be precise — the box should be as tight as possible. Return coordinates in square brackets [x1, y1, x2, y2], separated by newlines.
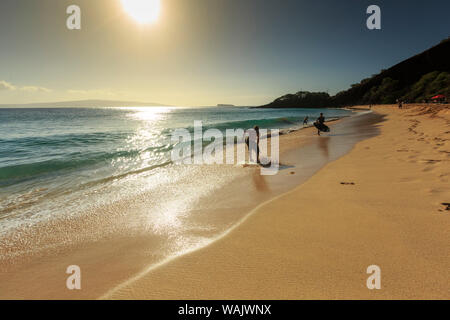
[0, 0, 449, 106]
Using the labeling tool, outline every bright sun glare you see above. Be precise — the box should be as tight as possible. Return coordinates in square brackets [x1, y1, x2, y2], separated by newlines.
[121, 0, 161, 24]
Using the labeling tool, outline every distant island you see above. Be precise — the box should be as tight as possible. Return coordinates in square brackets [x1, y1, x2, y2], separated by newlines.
[259, 38, 450, 108]
[0, 99, 169, 108]
[217, 104, 236, 107]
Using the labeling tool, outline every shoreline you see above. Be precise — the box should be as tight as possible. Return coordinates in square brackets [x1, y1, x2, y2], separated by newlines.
[105, 104, 449, 300]
[0, 109, 375, 299]
[101, 110, 384, 299]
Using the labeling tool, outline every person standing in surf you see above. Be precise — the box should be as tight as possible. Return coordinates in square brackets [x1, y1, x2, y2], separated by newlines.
[253, 126, 261, 164]
[245, 125, 261, 164]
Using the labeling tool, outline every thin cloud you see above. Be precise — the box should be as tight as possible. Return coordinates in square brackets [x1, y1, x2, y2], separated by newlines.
[0, 80, 16, 91]
[67, 89, 116, 96]
[21, 86, 53, 93]
[0, 80, 52, 93]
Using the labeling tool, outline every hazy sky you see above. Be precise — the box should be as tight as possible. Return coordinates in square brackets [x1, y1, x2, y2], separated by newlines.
[0, 0, 449, 106]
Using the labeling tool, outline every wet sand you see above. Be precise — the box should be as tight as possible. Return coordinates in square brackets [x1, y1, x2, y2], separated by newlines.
[0, 110, 379, 299]
[105, 104, 449, 300]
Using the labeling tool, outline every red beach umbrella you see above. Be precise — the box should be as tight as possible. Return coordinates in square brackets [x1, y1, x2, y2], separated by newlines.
[431, 94, 445, 99]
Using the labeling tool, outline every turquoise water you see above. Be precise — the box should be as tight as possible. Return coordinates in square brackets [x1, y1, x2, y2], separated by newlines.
[0, 106, 351, 236]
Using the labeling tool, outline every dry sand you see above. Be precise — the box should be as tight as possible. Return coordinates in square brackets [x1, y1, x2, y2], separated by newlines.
[105, 104, 450, 300]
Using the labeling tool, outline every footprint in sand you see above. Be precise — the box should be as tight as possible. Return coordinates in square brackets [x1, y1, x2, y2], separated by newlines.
[439, 203, 450, 212]
[340, 182, 356, 185]
[424, 159, 442, 164]
[426, 188, 443, 195]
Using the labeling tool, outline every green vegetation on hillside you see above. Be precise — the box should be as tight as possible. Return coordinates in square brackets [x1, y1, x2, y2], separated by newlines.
[270, 91, 330, 108]
[261, 38, 450, 108]
[403, 71, 450, 102]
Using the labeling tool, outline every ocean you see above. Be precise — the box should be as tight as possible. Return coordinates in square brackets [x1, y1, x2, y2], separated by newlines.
[0, 106, 352, 259]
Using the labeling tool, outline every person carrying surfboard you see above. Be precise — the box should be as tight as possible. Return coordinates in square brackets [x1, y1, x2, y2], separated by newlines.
[314, 113, 328, 136]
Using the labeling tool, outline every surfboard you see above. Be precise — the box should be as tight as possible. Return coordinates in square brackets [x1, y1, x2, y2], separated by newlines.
[314, 121, 330, 132]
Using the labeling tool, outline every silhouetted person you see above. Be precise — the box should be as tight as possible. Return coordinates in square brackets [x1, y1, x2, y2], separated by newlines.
[303, 116, 309, 126]
[254, 126, 260, 163]
[316, 113, 325, 136]
[245, 125, 261, 164]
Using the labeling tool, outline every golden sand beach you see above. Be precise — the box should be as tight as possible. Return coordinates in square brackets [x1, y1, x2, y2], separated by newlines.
[105, 105, 450, 300]
[1, 105, 448, 300]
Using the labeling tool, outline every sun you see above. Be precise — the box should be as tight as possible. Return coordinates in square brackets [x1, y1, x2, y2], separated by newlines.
[121, 0, 161, 24]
